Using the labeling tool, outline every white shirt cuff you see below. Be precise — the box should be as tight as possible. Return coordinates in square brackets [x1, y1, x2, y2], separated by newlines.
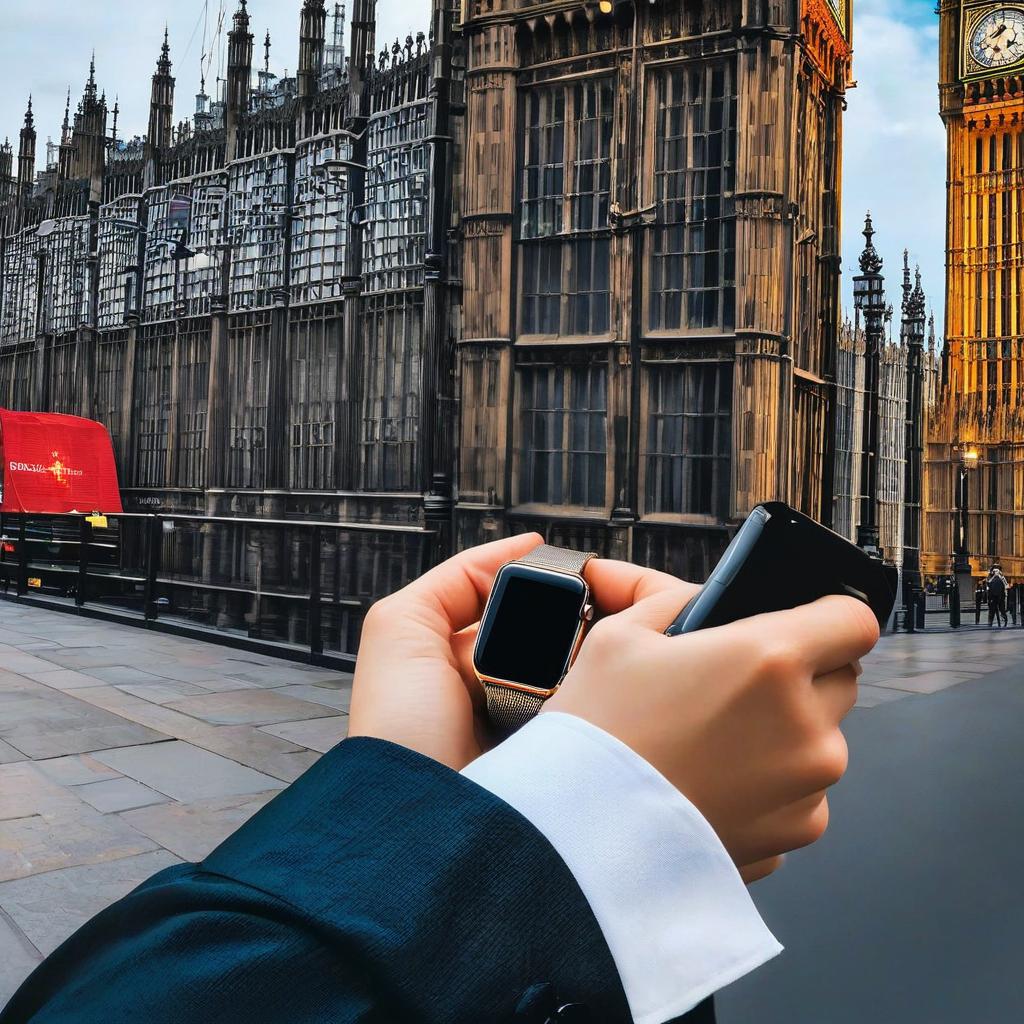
[462, 711, 782, 1024]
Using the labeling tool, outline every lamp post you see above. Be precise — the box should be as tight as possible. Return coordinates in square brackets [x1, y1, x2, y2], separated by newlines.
[952, 443, 979, 604]
[853, 213, 886, 558]
[901, 263, 927, 628]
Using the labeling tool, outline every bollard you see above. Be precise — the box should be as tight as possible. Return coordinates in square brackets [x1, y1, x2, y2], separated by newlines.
[975, 589, 982, 625]
[951, 582, 961, 629]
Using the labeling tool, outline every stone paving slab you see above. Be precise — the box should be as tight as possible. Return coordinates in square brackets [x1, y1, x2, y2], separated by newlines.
[161, 689, 343, 727]
[0, 910, 42, 1008]
[74, 777, 169, 814]
[0, 804, 160, 883]
[0, 681, 167, 759]
[121, 791, 280, 862]
[261, 716, 350, 753]
[34, 754, 122, 787]
[0, 849, 181, 958]
[90, 741, 287, 803]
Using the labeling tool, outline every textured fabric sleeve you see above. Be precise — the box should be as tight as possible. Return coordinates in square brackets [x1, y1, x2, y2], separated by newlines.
[463, 713, 783, 1024]
[0, 738, 633, 1024]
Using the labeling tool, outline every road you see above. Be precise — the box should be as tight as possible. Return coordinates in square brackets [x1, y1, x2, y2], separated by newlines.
[720, 626, 1024, 1023]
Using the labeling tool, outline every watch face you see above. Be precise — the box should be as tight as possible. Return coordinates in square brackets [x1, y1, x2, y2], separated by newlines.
[971, 7, 1024, 69]
[474, 563, 588, 692]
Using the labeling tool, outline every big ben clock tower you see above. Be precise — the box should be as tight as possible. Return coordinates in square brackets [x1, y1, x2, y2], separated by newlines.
[926, 2, 1024, 580]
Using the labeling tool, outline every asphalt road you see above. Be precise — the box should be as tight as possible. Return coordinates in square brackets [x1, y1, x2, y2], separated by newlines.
[717, 662, 1024, 1023]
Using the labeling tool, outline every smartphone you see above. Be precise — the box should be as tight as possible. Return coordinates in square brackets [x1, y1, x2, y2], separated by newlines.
[664, 502, 899, 637]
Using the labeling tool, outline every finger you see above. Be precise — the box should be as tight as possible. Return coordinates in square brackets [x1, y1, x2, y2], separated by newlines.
[733, 793, 830, 864]
[586, 559, 699, 617]
[451, 625, 481, 693]
[608, 586, 700, 633]
[739, 856, 784, 885]
[813, 664, 859, 722]
[741, 595, 880, 677]
[399, 533, 543, 634]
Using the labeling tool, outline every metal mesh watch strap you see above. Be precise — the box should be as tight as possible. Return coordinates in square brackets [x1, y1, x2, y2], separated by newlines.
[517, 544, 596, 575]
[485, 685, 547, 735]
[484, 543, 596, 736]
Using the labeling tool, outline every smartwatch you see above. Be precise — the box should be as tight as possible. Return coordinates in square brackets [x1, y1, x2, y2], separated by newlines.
[473, 544, 597, 735]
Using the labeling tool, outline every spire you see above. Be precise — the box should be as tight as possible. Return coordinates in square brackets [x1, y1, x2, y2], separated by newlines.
[157, 25, 172, 74]
[859, 211, 883, 275]
[85, 52, 98, 102]
[226, 0, 254, 161]
[17, 96, 36, 192]
[147, 27, 176, 173]
[111, 97, 120, 142]
[901, 249, 912, 313]
[298, 0, 328, 100]
[928, 313, 937, 354]
[907, 266, 926, 321]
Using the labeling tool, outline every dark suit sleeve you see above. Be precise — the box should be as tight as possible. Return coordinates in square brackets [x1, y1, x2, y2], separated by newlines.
[1, 737, 655, 1024]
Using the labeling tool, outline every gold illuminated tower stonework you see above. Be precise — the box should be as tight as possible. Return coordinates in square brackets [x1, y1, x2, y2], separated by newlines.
[926, 2, 1024, 579]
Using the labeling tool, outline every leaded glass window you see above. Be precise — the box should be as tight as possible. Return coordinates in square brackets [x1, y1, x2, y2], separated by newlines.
[133, 328, 173, 488]
[229, 157, 288, 311]
[360, 294, 421, 491]
[290, 136, 350, 304]
[650, 62, 737, 333]
[518, 362, 607, 508]
[520, 80, 613, 338]
[98, 195, 142, 329]
[643, 361, 732, 516]
[364, 101, 430, 294]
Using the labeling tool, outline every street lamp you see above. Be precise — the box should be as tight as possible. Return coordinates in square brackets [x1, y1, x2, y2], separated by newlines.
[852, 212, 887, 558]
[952, 444, 979, 604]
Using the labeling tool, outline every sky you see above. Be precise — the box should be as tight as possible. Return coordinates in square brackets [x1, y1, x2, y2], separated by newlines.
[0, 0, 947, 337]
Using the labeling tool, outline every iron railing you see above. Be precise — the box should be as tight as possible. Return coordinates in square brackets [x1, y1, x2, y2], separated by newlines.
[0, 511, 439, 669]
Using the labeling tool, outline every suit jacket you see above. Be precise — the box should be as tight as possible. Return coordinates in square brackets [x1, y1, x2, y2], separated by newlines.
[1, 738, 715, 1024]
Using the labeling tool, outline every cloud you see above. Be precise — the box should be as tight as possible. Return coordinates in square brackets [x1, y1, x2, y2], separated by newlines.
[842, 1, 947, 338]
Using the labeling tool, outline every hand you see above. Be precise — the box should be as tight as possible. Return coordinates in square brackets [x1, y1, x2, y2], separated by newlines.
[348, 534, 544, 770]
[348, 538, 697, 771]
[546, 586, 879, 877]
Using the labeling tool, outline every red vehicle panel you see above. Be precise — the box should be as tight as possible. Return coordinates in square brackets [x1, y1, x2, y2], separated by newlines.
[0, 410, 122, 515]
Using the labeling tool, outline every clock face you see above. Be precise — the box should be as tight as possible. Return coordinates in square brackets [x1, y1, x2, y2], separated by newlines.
[825, 0, 847, 35]
[971, 7, 1024, 69]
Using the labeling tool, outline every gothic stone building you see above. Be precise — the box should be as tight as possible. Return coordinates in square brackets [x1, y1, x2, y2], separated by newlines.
[0, 0, 856, 651]
[926, 1, 1024, 581]
[0, 0, 460, 653]
[456, 0, 853, 581]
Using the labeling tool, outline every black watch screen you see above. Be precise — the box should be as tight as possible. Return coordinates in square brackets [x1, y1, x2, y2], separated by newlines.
[475, 563, 588, 691]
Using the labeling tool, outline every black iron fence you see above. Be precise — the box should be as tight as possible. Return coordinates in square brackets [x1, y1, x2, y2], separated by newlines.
[896, 583, 1024, 633]
[0, 512, 439, 668]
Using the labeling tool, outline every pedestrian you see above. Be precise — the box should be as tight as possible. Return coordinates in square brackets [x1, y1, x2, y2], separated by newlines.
[987, 564, 1009, 627]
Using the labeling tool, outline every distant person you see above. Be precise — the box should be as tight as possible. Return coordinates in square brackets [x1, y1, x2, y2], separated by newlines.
[938, 575, 950, 608]
[987, 565, 1009, 627]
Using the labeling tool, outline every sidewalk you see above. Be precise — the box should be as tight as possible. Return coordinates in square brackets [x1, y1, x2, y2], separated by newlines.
[0, 603, 351, 1004]
[1, 603, 1023, 1007]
